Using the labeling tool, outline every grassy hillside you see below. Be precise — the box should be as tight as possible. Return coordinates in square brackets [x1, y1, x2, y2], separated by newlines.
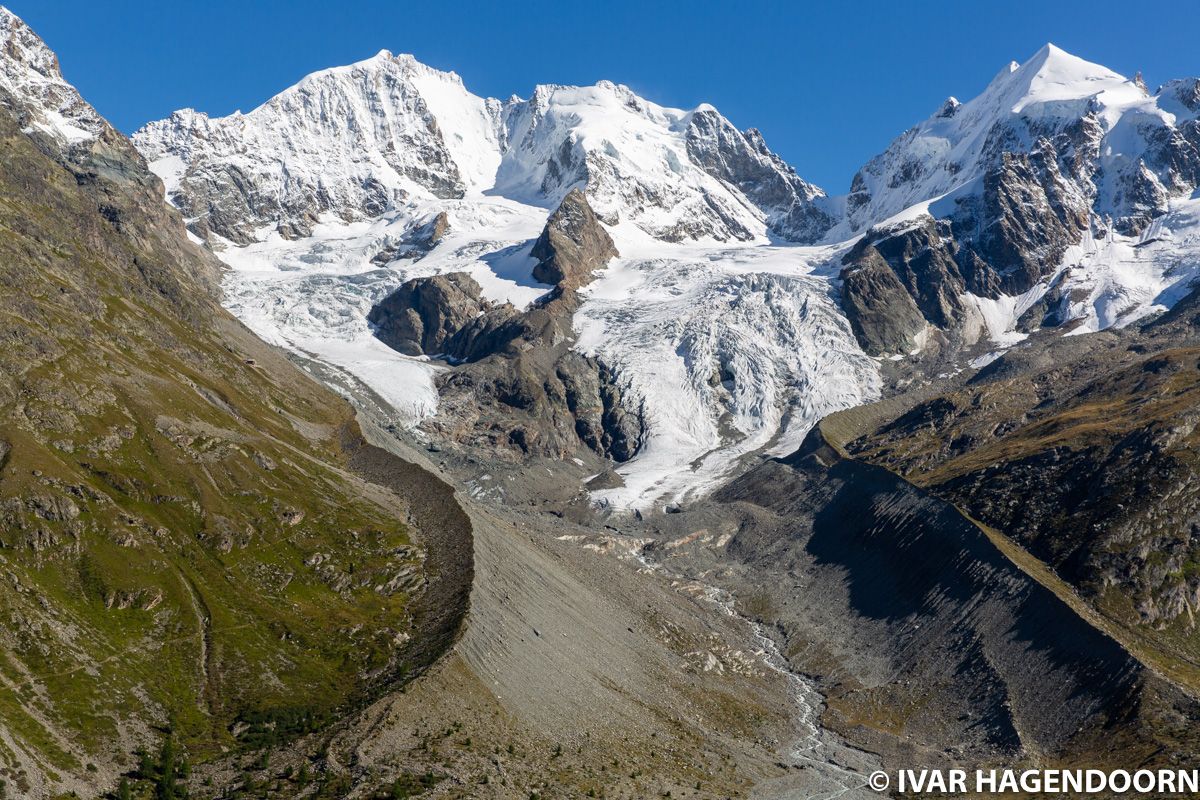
[0, 80, 436, 798]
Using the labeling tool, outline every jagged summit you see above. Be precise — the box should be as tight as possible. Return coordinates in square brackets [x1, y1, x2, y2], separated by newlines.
[282, 48, 473, 95]
[837, 41, 1192, 237]
[135, 47, 504, 242]
[837, 40, 1200, 358]
[124, 28, 1200, 509]
[0, 5, 104, 144]
[134, 50, 832, 245]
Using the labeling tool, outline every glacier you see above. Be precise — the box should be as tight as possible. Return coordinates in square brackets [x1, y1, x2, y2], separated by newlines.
[134, 44, 1200, 510]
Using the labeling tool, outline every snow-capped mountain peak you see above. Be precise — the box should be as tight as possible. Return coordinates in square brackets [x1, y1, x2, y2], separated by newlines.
[0, 6, 104, 145]
[835, 41, 1200, 360]
[1006, 43, 1135, 106]
[838, 42, 1187, 238]
[135, 53, 832, 247]
[129, 41, 1200, 510]
[129, 49, 868, 509]
[494, 78, 831, 242]
[135, 49, 504, 243]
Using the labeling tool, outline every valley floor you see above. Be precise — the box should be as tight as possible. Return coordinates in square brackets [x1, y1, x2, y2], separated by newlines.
[199, 364, 884, 799]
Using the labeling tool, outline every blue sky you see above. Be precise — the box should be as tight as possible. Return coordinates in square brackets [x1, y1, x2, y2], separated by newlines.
[13, 0, 1200, 192]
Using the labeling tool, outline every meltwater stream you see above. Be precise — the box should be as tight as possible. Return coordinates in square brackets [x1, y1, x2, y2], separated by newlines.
[624, 542, 882, 800]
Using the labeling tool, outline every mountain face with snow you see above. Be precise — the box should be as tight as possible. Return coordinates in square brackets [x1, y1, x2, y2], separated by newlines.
[134, 52, 831, 247]
[134, 43, 1200, 510]
[492, 82, 834, 242]
[837, 45, 1200, 354]
[134, 52, 500, 243]
[0, 7, 103, 146]
[843, 45, 1200, 237]
[134, 51, 874, 510]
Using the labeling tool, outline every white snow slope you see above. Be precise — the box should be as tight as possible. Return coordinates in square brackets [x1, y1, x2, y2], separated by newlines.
[132, 45, 1200, 510]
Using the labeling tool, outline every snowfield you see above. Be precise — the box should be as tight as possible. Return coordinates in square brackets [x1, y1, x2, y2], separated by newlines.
[211, 197, 551, 423]
[946, 194, 1200, 342]
[1059, 195, 1200, 334]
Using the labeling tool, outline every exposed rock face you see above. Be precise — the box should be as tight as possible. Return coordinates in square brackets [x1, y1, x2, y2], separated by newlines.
[841, 144, 1092, 352]
[958, 148, 1090, 290]
[556, 355, 642, 461]
[370, 209, 449, 265]
[838, 245, 926, 355]
[431, 339, 644, 463]
[530, 187, 619, 288]
[844, 218, 965, 329]
[368, 272, 519, 359]
[835, 45, 1200, 354]
[685, 108, 834, 242]
[370, 191, 641, 461]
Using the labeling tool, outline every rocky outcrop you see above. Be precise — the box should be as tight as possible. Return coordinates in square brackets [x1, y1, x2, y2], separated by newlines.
[370, 210, 449, 265]
[840, 142, 1091, 353]
[370, 191, 642, 461]
[838, 245, 926, 355]
[843, 218, 967, 332]
[556, 354, 642, 462]
[530, 187, 618, 289]
[431, 343, 644, 463]
[368, 272, 519, 359]
[954, 146, 1090, 293]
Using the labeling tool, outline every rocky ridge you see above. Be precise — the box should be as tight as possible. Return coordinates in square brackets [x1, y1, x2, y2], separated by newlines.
[134, 42, 1200, 511]
[0, 7, 103, 146]
[846, 303, 1200, 646]
[837, 44, 1200, 356]
[134, 56, 832, 247]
